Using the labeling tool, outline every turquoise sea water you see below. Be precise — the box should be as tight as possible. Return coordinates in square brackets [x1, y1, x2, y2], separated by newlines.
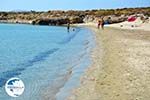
[0, 24, 95, 100]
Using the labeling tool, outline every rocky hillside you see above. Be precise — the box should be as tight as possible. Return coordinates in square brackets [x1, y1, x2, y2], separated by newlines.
[0, 7, 149, 25]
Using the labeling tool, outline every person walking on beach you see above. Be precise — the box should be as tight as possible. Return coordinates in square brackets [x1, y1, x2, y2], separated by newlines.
[97, 20, 101, 29]
[67, 22, 70, 32]
[101, 18, 105, 29]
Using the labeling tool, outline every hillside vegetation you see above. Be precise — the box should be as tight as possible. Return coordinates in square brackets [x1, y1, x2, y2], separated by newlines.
[0, 7, 149, 25]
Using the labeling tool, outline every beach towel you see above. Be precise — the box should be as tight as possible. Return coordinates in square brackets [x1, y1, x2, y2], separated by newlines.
[128, 16, 137, 22]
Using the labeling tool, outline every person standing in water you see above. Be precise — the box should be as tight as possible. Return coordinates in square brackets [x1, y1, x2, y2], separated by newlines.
[67, 22, 70, 32]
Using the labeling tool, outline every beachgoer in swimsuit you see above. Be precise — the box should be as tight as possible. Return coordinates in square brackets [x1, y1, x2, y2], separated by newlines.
[101, 18, 104, 29]
[67, 22, 70, 32]
[97, 20, 101, 29]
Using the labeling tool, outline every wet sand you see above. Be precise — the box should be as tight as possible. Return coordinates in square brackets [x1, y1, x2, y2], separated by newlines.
[68, 24, 150, 100]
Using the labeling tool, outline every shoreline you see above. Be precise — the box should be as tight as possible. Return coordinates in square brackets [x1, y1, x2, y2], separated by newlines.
[68, 24, 150, 100]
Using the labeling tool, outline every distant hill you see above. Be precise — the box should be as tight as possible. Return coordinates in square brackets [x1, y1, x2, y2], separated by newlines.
[0, 7, 149, 25]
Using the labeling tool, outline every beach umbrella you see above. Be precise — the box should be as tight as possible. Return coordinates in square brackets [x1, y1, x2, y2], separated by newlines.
[127, 16, 137, 22]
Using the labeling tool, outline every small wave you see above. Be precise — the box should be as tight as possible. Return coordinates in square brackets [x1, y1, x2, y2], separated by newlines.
[40, 68, 72, 100]
[83, 40, 90, 46]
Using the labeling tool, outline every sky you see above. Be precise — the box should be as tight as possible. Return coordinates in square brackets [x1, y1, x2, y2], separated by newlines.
[0, 0, 150, 11]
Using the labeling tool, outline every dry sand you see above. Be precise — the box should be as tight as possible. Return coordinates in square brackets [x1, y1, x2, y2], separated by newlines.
[68, 23, 150, 100]
[106, 22, 150, 32]
[106, 17, 150, 31]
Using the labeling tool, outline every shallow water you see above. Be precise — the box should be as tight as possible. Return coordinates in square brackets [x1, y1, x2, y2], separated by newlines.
[0, 24, 95, 100]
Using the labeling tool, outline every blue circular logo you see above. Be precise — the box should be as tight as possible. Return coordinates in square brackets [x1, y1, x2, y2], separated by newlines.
[5, 77, 25, 97]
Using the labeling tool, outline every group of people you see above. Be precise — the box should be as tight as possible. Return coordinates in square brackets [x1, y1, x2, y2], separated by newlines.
[67, 19, 105, 32]
[97, 18, 105, 29]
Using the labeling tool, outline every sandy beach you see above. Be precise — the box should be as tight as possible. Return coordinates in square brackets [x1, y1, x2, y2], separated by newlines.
[68, 23, 150, 100]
